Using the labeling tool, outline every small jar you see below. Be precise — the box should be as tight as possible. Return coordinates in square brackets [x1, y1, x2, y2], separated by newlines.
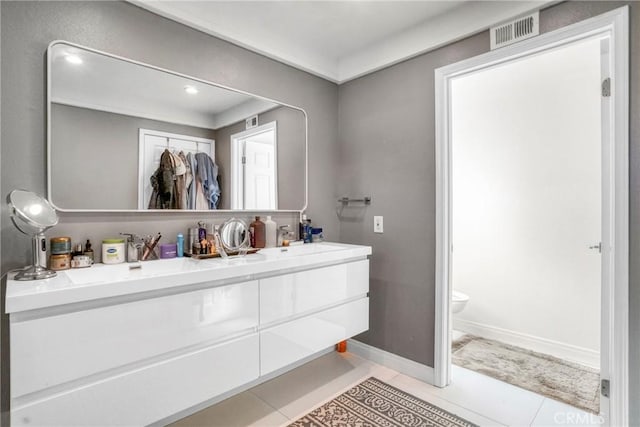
[311, 228, 324, 243]
[50, 237, 71, 255]
[160, 243, 177, 259]
[71, 255, 93, 268]
[50, 254, 71, 270]
[102, 238, 125, 264]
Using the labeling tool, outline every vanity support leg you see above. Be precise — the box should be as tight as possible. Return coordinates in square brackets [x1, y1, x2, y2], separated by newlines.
[336, 340, 347, 353]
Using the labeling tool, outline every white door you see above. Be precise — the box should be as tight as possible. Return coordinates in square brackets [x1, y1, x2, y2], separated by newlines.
[231, 122, 278, 210]
[243, 134, 276, 209]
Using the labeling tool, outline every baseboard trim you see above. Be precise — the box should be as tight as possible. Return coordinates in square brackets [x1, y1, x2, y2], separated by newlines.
[453, 318, 600, 369]
[347, 339, 435, 385]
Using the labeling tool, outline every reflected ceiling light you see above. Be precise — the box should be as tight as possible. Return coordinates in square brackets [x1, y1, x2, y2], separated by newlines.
[27, 203, 43, 216]
[65, 54, 83, 65]
[184, 85, 198, 95]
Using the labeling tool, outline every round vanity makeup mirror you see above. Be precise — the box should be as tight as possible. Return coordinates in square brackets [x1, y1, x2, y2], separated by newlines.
[7, 190, 59, 280]
[219, 218, 249, 252]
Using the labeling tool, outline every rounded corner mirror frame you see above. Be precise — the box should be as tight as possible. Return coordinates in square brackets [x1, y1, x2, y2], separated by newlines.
[46, 40, 308, 215]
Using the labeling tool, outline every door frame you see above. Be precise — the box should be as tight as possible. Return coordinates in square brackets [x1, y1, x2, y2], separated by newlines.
[434, 6, 628, 425]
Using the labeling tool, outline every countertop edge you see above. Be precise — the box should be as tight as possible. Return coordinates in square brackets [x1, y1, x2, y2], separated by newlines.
[6, 243, 372, 314]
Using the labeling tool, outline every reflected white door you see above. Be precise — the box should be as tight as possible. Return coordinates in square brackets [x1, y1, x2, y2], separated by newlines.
[244, 135, 276, 209]
[231, 121, 278, 210]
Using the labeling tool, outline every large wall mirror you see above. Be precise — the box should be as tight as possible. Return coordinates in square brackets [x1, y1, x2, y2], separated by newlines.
[47, 41, 307, 212]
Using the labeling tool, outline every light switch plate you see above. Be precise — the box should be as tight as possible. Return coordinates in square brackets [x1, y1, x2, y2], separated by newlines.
[374, 216, 383, 233]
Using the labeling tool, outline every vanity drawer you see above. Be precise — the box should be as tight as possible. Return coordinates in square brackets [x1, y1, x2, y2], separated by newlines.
[260, 260, 368, 326]
[11, 333, 259, 427]
[11, 280, 258, 398]
[260, 297, 369, 375]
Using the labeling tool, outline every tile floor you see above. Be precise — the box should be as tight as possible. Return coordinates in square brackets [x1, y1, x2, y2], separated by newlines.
[170, 351, 602, 427]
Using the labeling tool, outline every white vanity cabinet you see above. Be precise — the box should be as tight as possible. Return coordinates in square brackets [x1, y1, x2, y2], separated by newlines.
[259, 260, 369, 375]
[10, 280, 261, 426]
[6, 242, 371, 426]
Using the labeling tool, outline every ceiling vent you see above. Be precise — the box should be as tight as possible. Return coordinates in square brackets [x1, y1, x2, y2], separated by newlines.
[490, 11, 539, 50]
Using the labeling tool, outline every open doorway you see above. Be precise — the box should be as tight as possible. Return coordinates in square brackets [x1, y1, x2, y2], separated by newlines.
[434, 7, 629, 426]
[450, 36, 602, 414]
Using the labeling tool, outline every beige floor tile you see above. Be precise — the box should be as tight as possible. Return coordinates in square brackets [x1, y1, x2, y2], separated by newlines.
[385, 374, 507, 427]
[169, 391, 288, 427]
[250, 351, 399, 420]
[531, 398, 604, 427]
[419, 366, 546, 426]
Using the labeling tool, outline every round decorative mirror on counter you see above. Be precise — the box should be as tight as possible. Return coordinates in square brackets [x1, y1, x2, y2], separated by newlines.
[219, 218, 250, 252]
[7, 189, 59, 280]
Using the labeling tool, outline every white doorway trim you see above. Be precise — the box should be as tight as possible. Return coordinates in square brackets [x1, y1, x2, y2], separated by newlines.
[434, 6, 628, 426]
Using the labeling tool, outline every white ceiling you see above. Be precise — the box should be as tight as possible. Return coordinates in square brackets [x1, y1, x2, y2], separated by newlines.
[133, 1, 552, 83]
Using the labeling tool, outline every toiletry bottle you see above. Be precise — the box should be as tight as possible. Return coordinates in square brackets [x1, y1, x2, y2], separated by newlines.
[304, 219, 313, 243]
[83, 239, 94, 262]
[188, 228, 198, 256]
[299, 214, 307, 241]
[250, 216, 266, 248]
[206, 224, 216, 255]
[176, 233, 184, 257]
[72, 243, 84, 258]
[264, 216, 277, 248]
[198, 222, 207, 243]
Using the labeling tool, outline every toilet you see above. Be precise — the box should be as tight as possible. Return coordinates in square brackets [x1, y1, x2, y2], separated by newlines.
[452, 290, 469, 314]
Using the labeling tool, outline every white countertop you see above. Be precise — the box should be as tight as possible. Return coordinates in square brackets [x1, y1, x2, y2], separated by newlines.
[5, 242, 371, 314]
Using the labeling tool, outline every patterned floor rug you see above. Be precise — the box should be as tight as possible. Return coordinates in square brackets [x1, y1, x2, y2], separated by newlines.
[452, 334, 600, 414]
[288, 377, 478, 427]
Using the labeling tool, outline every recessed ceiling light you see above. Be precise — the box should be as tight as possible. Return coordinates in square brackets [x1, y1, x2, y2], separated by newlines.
[65, 54, 83, 65]
[184, 85, 198, 95]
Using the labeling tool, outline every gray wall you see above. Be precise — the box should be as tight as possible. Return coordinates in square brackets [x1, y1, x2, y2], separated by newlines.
[51, 103, 217, 209]
[338, 1, 639, 423]
[51, 103, 305, 211]
[0, 0, 339, 274]
[338, 30, 485, 364]
[215, 106, 306, 210]
[0, 1, 339, 422]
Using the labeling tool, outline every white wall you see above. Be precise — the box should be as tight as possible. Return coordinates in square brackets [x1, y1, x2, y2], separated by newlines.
[451, 38, 602, 366]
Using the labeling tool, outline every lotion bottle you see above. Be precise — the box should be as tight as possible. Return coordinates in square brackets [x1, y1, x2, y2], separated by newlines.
[176, 233, 184, 257]
[264, 216, 277, 248]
